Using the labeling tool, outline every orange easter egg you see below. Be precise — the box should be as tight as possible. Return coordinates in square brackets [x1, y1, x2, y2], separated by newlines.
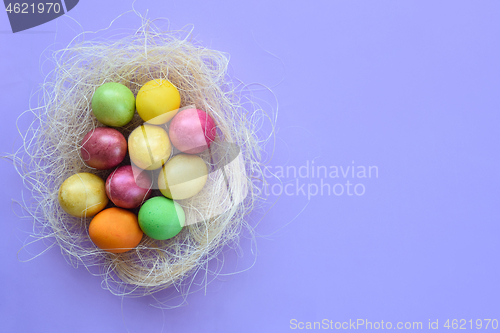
[89, 208, 143, 253]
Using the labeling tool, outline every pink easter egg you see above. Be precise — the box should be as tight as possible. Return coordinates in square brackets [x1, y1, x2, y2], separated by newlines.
[169, 108, 216, 154]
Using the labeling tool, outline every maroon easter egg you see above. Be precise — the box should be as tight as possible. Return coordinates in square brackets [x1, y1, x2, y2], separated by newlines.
[106, 165, 152, 209]
[169, 108, 216, 154]
[81, 127, 127, 170]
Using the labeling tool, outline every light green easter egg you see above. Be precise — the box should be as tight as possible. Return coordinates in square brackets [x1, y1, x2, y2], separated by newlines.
[91, 82, 135, 127]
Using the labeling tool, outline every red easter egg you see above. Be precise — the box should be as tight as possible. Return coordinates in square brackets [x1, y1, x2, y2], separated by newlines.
[106, 165, 152, 209]
[169, 108, 216, 154]
[81, 127, 127, 170]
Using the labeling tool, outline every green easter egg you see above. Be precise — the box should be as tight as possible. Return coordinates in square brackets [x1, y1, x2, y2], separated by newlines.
[138, 196, 185, 240]
[91, 82, 135, 127]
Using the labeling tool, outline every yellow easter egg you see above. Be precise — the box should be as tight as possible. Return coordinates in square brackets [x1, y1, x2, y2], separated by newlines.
[58, 173, 108, 217]
[136, 79, 181, 124]
[158, 154, 208, 200]
[128, 124, 172, 170]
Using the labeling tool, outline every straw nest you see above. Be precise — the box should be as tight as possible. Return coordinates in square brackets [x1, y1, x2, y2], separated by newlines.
[13, 22, 269, 297]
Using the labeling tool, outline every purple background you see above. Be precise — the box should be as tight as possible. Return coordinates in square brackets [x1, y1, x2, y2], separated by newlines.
[1, 1, 499, 332]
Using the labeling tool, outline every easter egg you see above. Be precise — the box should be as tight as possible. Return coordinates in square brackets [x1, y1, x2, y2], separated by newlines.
[138, 196, 185, 240]
[128, 124, 172, 170]
[91, 82, 135, 127]
[169, 108, 217, 154]
[81, 127, 127, 170]
[158, 154, 208, 200]
[89, 207, 143, 253]
[106, 165, 152, 209]
[136, 79, 181, 124]
[58, 173, 108, 217]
